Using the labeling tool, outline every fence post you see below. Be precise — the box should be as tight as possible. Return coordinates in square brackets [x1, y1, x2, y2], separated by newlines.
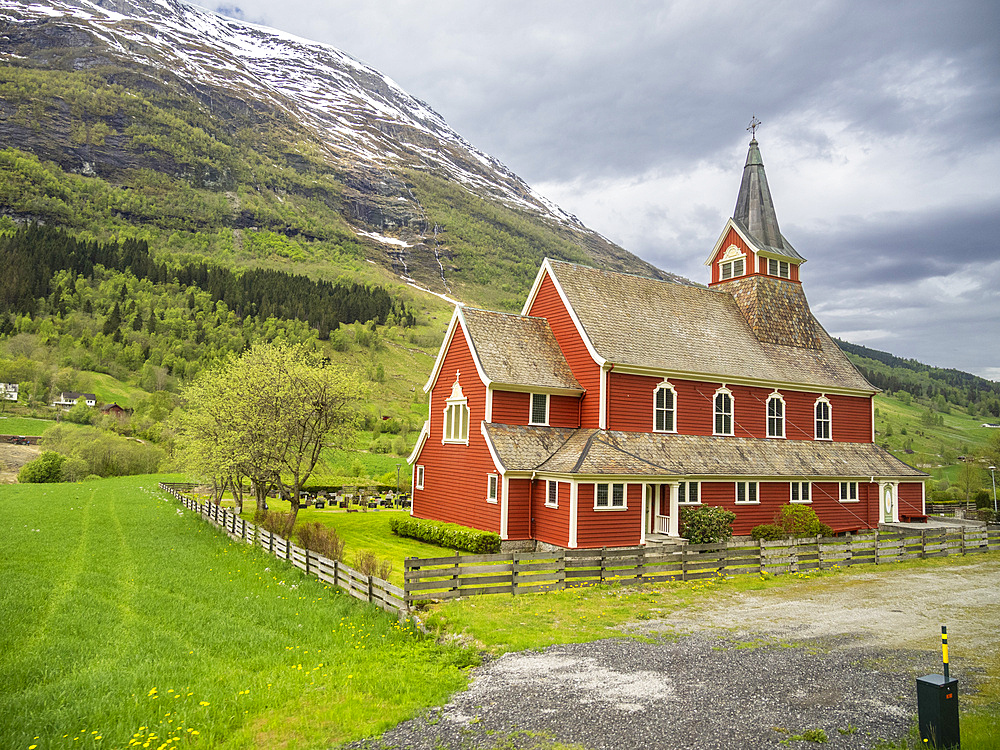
[451, 552, 460, 598]
[511, 551, 519, 596]
[601, 548, 607, 583]
[304, 548, 311, 576]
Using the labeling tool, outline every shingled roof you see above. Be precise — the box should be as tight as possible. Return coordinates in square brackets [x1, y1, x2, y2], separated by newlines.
[483, 424, 927, 480]
[545, 260, 874, 392]
[462, 307, 583, 392]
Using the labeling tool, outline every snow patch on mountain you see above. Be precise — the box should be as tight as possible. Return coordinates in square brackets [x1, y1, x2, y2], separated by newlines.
[0, 0, 581, 228]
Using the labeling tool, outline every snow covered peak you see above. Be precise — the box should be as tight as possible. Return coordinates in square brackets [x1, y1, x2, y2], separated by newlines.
[0, 0, 581, 226]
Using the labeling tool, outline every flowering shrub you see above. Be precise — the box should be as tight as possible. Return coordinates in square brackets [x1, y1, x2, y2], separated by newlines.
[389, 516, 501, 553]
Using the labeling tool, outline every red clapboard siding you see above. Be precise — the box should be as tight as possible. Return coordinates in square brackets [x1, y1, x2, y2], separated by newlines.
[506, 478, 531, 540]
[411, 321, 500, 534]
[898, 482, 925, 515]
[811, 482, 866, 531]
[527, 273, 602, 428]
[829, 394, 872, 442]
[492, 390, 529, 424]
[530, 479, 570, 547]
[608, 372, 872, 444]
[575, 483, 642, 548]
[491, 390, 581, 428]
[550, 394, 581, 427]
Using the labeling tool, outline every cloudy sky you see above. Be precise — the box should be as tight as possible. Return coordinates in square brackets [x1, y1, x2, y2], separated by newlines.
[214, 0, 1000, 380]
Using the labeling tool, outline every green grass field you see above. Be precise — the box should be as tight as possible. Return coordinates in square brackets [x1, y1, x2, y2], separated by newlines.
[0, 415, 58, 436]
[237, 503, 449, 585]
[0, 476, 471, 750]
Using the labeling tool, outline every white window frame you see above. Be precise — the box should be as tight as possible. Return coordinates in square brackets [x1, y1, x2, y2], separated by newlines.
[790, 481, 811, 503]
[545, 479, 559, 508]
[766, 391, 785, 439]
[487, 474, 499, 504]
[653, 380, 677, 433]
[814, 397, 832, 440]
[840, 481, 859, 503]
[719, 257, 745, 280]
[594, 482, 626, 510]
[714, 387, 734, 436]
[677, 481, 700, 505]
[767, 258, 790, 278]
[442, 375, 469, 444]
[529, 392, 550, 426]
[735, 481, 759, 504]
[415, 465, 424, 490]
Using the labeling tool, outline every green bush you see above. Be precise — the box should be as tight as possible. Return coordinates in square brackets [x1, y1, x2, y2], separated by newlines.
[680, 505, 736, 544]
[775, 504, 833, 538]
[60, 456, 90, 482]
[750, 523, 786, 541]
[389, 516, 501, 554]
[18, 451, 66, 483]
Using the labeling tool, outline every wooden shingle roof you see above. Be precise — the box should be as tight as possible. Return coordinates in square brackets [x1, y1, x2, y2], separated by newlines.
[462, 307, 583, 392]
[546, 260, 874, 393]
[483, 424, 927, 480]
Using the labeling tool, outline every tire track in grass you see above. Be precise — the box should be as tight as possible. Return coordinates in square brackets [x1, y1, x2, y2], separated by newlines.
[15, 486, 94, 659]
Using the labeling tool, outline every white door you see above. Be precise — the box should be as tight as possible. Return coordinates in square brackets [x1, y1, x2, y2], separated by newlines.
[881, 483, 897, 523]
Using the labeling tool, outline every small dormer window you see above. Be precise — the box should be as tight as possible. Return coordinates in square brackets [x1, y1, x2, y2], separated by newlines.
[529, 393, 549, 426]
[718, 245, 746, 281]
[767, 258, 790, 278]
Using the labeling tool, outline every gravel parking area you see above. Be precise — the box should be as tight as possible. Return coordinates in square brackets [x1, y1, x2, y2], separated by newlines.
[349, 557, 999, 750]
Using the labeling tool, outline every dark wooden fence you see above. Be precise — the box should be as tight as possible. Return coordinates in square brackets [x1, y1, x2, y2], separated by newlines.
[403, 527, 1000, 605]
[159, 483, 405, 616]
[159, 483, 999, 613]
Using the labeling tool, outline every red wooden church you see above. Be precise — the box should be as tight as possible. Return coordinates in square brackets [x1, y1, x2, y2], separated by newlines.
[408, 137, 926, 549]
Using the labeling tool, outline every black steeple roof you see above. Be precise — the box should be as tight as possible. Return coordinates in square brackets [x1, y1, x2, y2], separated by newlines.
[732, 139, 804, 262]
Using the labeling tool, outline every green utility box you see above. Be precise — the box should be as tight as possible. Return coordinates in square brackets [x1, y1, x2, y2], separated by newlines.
[916, 674, 960, 749]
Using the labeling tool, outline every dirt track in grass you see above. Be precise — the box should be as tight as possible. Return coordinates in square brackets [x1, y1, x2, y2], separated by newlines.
[349, 557, 999, 750]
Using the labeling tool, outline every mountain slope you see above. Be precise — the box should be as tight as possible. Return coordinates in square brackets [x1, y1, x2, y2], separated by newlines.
[0, 0, 688, 307]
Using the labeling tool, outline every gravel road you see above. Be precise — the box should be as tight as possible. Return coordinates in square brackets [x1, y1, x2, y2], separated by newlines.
[349, 557, 999, 750]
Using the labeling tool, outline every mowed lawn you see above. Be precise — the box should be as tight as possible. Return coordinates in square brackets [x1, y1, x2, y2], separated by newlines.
[0, 477, 471, 750]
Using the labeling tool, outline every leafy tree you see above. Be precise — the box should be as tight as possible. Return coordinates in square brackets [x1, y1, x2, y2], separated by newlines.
[174, 342, 364, 528]
[954, 461, 983, 503]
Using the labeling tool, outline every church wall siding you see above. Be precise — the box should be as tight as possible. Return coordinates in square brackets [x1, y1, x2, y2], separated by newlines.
[530, 479, 570, 547]
[527, 273, 602, 428]
[575, 482, 642, 548]
[492, 391, 580, 427]
[410, 323, 500, 534]
[506, 478, 532, 540]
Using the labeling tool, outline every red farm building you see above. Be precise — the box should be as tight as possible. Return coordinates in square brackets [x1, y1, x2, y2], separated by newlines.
[407, 137, 927, 549]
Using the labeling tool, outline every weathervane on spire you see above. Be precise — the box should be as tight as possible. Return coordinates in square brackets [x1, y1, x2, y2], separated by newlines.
[747, 114, 761, 139]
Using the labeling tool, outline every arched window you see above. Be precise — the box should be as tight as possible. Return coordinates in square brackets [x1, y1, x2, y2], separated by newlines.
[442, 372, 469, 444]
[814, 397, 832, 440]
[766, 391, 785, 438]
[653, 380, 676, 432]
[714, 387, 733, 436]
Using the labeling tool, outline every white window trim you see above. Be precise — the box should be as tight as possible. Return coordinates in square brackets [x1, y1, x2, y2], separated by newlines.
[594, 482, 627, 511]
[735, 480, 759, 505]
[545, 479, 559, 508]
[487, 473, 499, 504]
[714, 386, 734, 436]
[415, 465, 424, 490]
[767, 258, 790, 279]
[790, 481, 811, 504]
[766, 390, 786, 439]
[839, 481, 859, 503]
[653, 379, 677, 433]
[442, 372, 469, 445]
[529, 392, 550, 426]
[718, 245, 745, 281]
[677, 480, 700, 505]
[814, 396, 832, 441]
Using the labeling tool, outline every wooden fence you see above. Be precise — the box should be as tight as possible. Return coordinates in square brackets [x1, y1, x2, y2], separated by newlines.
[159, 483, 406, 616]
[159, 483, 999, 612]
[403, 527, 1000, 605]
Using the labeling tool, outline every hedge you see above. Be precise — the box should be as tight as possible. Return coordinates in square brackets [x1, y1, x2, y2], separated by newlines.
[389, 516, 501, 554]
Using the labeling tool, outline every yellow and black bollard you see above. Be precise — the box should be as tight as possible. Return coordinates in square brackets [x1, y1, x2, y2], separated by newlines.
[916, 626, 960, 749]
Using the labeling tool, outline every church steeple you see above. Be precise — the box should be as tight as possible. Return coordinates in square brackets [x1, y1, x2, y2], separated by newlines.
[732, 137, 803, 263]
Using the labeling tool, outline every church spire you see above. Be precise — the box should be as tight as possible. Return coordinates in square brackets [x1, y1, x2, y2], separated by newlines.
[731, 124, 803, 262]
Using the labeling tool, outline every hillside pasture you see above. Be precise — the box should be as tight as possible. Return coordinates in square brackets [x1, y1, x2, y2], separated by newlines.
[0, 476, 470, 750]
